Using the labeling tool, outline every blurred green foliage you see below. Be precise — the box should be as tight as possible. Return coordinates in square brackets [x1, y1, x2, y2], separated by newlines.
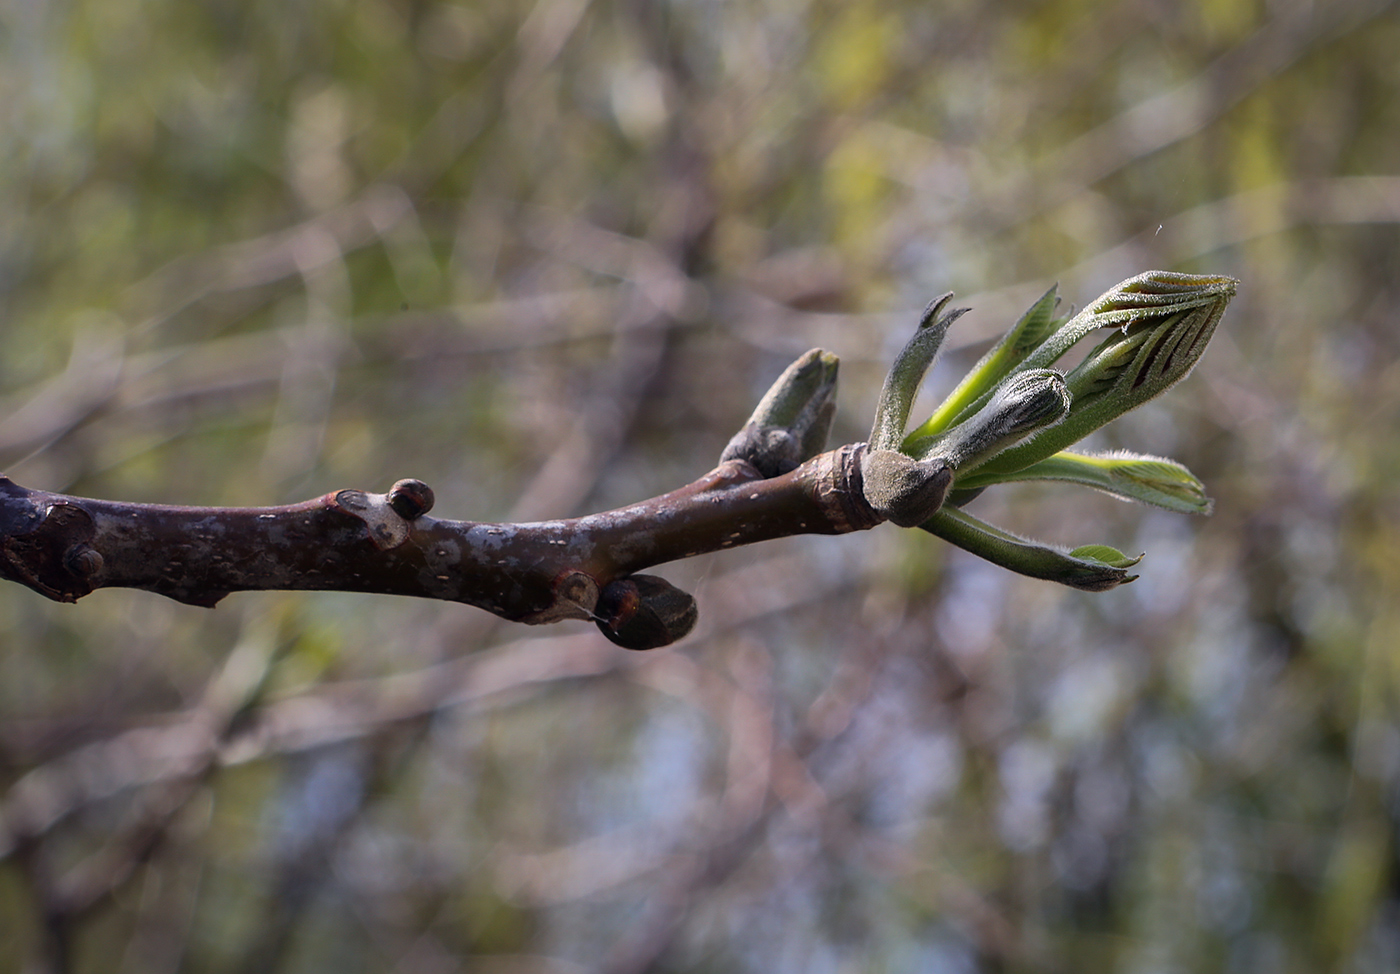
[3, 0, 1400, 971]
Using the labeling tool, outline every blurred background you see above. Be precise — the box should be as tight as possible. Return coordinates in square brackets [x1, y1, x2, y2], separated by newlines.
[2, 0, 1399, 970]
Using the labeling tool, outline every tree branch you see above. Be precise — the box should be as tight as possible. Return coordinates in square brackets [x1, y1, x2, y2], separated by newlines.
[0, 443, 879, 650]
[0, 272, 1236, 650]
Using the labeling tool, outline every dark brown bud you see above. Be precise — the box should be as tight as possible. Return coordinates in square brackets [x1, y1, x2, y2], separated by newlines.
[64, 544, 104, 578]
[387, 479, 435, 519]
[595, 574, 699, 650]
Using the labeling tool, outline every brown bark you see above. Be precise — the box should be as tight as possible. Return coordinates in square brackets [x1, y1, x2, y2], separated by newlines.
[0, 444, 881, 650]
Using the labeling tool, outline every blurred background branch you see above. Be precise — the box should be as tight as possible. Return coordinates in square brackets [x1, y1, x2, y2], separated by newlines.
[2, 0, 1399, 971]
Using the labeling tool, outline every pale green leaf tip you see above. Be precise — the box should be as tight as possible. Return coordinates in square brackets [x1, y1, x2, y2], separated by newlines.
[1069, 544, 1145, 570]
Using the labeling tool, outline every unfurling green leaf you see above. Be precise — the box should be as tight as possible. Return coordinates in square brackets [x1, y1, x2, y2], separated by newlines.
[1020, 270, 1238, 374]
[966, 272, 1236, 479]
[921, 507, 1140, 591]
[905, 284, 1065, 443]
[956, 450, 1213, 514]
[868, 295, 968, 450]
[904, 368, 1070, 469]
[873, 271, 1234, 591]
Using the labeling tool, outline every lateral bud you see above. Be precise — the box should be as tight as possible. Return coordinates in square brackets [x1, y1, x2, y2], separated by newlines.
[387, 479, 435, 519]
[721, 349, 839, 477]
[595, 574, 699, 650]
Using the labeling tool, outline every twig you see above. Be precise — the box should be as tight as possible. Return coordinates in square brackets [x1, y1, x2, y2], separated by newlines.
[0, 430, 879, 640]
[2, 269, 1235, 650]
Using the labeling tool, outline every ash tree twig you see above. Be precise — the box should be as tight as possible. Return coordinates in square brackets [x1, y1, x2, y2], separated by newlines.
[0, 272, 1237, 648]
